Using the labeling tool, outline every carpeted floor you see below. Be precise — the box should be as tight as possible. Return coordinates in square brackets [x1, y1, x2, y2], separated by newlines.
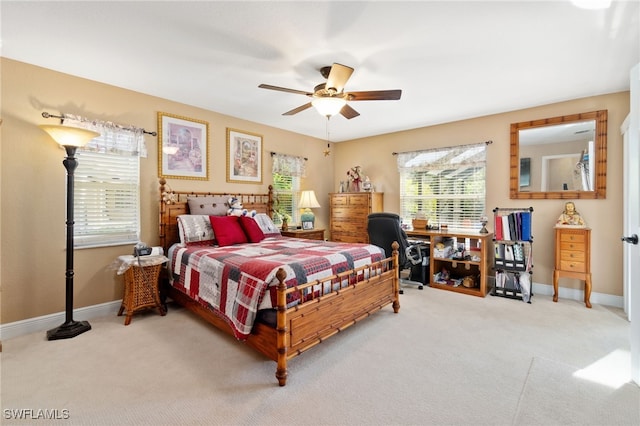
[513, 356, 639, 425]
[1, 287, 638, 425]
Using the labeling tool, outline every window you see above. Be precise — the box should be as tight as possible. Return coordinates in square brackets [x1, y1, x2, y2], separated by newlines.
[272, 173, 300, 225]
[75, 151, 140, 247]
[63, 115, 146, 248]
[397, 143, 486, 231]
[271, 153, 306, 226]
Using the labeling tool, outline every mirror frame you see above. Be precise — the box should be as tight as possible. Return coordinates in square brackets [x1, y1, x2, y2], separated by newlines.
[510, 110, 608, 199]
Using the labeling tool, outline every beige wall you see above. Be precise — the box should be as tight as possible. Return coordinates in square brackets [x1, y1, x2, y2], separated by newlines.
[0, 58, 629, 324]
[0, 59, 331, 324]
[334, 91, 628, 299]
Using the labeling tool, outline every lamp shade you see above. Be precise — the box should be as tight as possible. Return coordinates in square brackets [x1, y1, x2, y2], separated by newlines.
[298, 190, 321, 209]
[39, 124, 99, 147]
[311, 96, 347, 117]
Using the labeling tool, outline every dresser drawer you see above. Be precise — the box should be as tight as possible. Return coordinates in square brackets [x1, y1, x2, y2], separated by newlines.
[560, 241, 585, 252]
[560, 250, 585, 263]
[331, 207, 369, 220]
[331, 220, 366, 233]
[331, 232, 368, 243]
[560, 232, 586, 243]
[560, 260, 587, 273]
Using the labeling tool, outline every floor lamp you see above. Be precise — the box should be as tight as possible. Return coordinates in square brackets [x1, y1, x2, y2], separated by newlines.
[40, 124, 100, 340]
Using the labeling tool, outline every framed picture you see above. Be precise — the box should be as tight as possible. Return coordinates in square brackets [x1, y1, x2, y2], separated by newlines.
[302, 221, 314, 230]
[226, 128, 263, 184]
[158, 112, 209, 180]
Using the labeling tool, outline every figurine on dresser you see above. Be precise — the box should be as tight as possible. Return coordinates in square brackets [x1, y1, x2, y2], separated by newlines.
[556, 201, 586, 227]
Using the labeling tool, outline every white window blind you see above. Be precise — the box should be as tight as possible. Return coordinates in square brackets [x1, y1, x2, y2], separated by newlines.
[271, 153, 304, 225]
[74, 151, 140, 247]
[398, 143, 486, 231]
[62, 115, 144, 248]
[272, 174, 300, 225]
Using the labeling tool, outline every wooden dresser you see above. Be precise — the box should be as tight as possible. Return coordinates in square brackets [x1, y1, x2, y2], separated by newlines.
[553, 227, 592, 308]
[329, 192, 383, 243]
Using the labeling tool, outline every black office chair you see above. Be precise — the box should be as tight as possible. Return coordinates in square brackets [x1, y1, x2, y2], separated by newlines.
[367, 212, 427, 294]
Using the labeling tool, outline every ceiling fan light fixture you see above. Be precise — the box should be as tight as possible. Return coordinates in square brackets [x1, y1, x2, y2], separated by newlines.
[312, 96, 347, 117]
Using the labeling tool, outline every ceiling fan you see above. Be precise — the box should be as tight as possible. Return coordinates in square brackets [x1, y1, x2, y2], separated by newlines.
[258, 63, 402, 119]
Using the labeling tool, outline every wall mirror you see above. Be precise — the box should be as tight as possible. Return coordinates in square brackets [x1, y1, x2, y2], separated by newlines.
[510, 110, 607, 199]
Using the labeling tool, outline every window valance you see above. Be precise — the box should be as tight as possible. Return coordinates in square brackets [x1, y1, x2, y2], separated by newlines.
[271, 152, 306, 178]
[396, 142, 486, 173]
[63, 113, 147, 158]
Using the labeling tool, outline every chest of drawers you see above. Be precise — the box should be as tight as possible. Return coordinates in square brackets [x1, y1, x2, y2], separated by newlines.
[553, 227, 592, 308]
[329, 192, 383, 243]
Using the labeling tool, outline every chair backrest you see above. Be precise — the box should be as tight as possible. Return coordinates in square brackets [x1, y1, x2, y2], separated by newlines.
[367, 212, 410, 265]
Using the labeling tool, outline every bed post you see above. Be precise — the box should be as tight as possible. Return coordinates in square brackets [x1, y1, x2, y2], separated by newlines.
[159, 178, 168, 251]
[391, 241, 400, 313]
[275, 268, 288, 386]
[267, 184, 274, 219]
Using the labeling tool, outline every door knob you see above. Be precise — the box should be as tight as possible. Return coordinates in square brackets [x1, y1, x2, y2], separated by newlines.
[621, 234, 639, 245]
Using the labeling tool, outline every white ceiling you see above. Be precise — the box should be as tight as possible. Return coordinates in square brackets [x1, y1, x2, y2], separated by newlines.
[2, 1, 638, 142]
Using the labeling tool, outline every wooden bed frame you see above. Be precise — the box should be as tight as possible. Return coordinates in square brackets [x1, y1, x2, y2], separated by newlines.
[158, 178, 400, 386]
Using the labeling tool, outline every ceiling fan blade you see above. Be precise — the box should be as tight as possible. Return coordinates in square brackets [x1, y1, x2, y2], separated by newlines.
[326, 63, 354, 94]
[259, 84, 312, 96]
[340, 104, 360, 119]
[283, 102, 313, 116]
[346, 90, 402, 101]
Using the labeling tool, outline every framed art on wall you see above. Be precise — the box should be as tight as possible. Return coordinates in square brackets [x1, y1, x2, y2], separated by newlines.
[158, 112, 209, 180]
[226, 128, 263, 184]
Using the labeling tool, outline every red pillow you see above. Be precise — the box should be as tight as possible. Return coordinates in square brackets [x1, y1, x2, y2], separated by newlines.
[240, 216, 265, 243]
[209, 215, 248, 247]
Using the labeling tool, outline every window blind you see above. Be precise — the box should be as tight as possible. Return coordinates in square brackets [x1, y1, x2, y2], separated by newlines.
[74, 151, 140, 247]
[398, 143, 486, 231]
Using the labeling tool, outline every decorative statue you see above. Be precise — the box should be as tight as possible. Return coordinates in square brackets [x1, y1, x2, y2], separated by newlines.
[556, 201, 585, 226]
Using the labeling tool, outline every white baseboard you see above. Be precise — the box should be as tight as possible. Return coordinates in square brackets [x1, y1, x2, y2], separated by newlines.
[531, 282, 624, 308]
[0, 300, 122, 341]
[487, 276, 623, 308]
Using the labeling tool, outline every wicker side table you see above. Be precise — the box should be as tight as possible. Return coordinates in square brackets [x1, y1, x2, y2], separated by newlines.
[116, 255, 168, 325]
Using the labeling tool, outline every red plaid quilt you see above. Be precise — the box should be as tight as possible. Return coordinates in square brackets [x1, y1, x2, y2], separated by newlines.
[168, 237, 386, 340]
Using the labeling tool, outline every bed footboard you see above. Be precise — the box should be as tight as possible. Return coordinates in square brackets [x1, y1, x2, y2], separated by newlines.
[165, 242, 399, 386]
[273, 241, 400, 386]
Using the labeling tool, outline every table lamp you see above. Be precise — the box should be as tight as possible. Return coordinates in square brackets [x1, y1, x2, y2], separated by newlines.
[298, 190, 321, 229]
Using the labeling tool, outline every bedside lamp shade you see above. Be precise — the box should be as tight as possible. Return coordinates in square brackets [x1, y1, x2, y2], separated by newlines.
[299, 190, 321, 228]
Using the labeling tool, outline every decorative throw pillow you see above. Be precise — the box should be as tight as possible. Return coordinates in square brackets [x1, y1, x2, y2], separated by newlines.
[209, 215, 248, 247]
[187, 196, 230, 216]
[253, 213, 281, 236]
[177, 215, 216, 246]
[240, 216, 265, 243]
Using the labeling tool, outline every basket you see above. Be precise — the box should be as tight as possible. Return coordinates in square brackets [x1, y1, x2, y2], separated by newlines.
[412, 219, 428, 230]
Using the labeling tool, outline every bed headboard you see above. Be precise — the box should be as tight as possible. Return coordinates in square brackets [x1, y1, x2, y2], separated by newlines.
[158, 178, 274, 253]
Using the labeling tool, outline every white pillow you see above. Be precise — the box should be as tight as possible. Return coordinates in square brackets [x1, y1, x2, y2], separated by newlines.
[253, 213, 281, 236]
[177, 215, 215, 246]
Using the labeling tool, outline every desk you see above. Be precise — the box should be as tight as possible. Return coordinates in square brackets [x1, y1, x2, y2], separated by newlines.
[115, 255, 168, 325]
[406, 229, 493, 297]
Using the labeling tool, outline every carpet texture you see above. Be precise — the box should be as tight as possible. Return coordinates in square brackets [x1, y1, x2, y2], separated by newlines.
[1, 288, 638, 425]
[513, 357, 640, 425]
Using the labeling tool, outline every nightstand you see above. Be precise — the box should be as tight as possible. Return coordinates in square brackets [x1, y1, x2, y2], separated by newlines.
[281, 228, 325, 241]
[116, 255, 168, 325]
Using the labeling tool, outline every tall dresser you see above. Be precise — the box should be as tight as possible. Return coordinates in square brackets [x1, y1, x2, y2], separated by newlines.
[553, 226, 592, 308]
[329, 192, 383, 243]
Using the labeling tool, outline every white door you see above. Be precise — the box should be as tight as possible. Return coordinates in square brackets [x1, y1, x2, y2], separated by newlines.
[622, 63, 639, 385]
